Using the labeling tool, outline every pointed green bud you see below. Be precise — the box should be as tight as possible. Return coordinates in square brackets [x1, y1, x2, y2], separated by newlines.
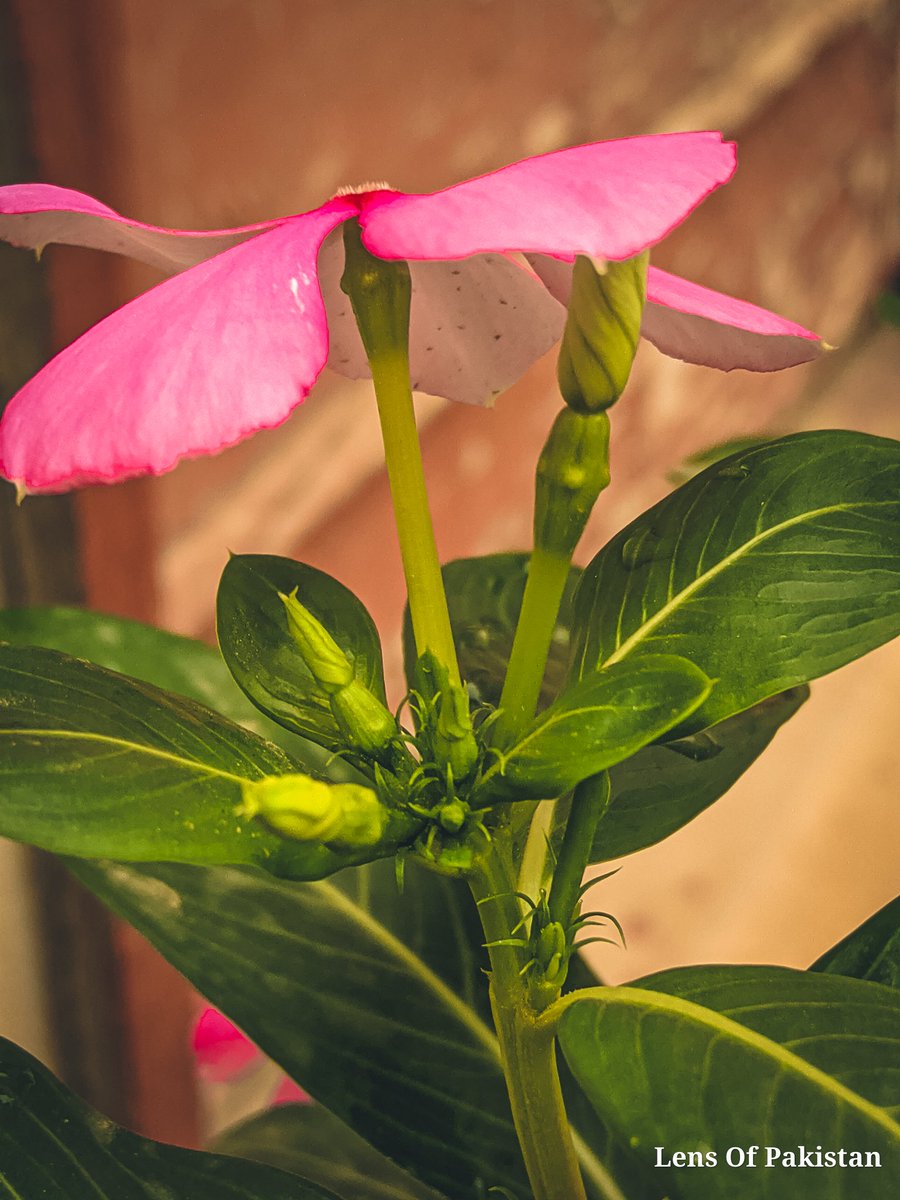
[241, 774, 390, 848]
[279, 588, 397, 756]
[341, 219, 411, 361]
[414, 650, 479, 780]
[557, 251, 648, 414]
[279, 588, 353, 694]
[534, 407, 611, 558]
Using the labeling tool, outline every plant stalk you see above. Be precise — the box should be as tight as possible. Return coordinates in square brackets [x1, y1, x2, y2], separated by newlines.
[494, 545, 571, 746]
[471, 848, 588, 1200]
[370, 350, 462, 689]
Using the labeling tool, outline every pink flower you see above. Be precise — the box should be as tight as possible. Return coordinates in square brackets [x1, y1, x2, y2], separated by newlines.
[0, 133, 820, 492]
[192, 1006, 308, 1106]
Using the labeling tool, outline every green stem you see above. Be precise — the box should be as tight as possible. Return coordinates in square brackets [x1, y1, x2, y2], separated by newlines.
[494, 545, 571, 746]
[547, 772, 610, 928]
[471, 847, 588, 1200]
[370, 350, 462, 689]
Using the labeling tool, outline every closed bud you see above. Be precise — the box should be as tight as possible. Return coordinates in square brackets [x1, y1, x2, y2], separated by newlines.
[534, 408, 611, 558]
[414, 650, 478, 780]
[279, 589, 353, 694]
[557, 252, 648, 414]
[240, 775, 389, 848]
[331, 679, 398, 757]
[280, 588, 397, 757]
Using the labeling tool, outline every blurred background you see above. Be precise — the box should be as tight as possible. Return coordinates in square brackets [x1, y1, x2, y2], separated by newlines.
[1, 0, 897, 1152]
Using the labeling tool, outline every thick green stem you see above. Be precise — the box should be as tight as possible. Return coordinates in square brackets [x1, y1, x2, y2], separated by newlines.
[370, 351, 461, 688]
[471, 849, 588, 1200]
[341, 222, 461, 689]
[494, 545, 571, 746]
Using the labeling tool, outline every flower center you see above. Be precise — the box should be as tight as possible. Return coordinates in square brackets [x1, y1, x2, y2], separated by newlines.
[332, 180, 393, 198]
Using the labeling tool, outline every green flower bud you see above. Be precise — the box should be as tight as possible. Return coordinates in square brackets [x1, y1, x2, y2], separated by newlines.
[331, 679, 398, 757]
[557, 252, 648, 414]
[241, 774, 389, 848]
[438, 798, 468, 834]
[413, 650, 479, 780]
[279, 588, 397, 757]
[279, 588, 353, 694]
[534, 407, 611, 558]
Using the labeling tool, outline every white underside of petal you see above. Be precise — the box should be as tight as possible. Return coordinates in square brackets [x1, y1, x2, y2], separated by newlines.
[0, 204, 273, 274]
[318, 231, 566, 406]
[640, 302, 823, 371]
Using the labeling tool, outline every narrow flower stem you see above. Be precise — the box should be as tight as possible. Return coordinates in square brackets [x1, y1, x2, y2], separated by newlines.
[471, 846, 589, 1200]
[494, 545, 571, 746]
[369, 348, 462, 690]
[547, 772, 610, 929]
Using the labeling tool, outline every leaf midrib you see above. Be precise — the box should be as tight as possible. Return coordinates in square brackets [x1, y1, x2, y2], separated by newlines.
[318, 882, 501, 1062]
[597, 499, 895, 671]
[0, 728, 251, 786]
[567, 985, 900, 1138]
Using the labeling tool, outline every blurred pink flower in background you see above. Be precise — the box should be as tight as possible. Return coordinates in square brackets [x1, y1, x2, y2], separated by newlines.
[192, 1006, 307, 1106]
[0, 132, 820, 493]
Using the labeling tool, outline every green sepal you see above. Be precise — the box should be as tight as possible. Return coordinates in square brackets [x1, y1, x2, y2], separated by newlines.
[557, 252, 648, 413]
[217, 554, 387, 752]
[475, 654, 712, 802]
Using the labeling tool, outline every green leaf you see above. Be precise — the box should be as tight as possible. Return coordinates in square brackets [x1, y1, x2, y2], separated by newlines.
[0, 604, 335, 768]
[594, 686, 808, 861]
[404, 553, 581, 708]
[214, 1104, 443, 1200]
[572, 431, 900, 732]
[560, 965, 900, 1198]
[69, 856, 527, 1200]
[217, 555, 386, 750]
[811, 896, 900, 988]
[478, 655, 712, 801]
[0, 1036, 336, 1199]
[0, 644, 387, 880]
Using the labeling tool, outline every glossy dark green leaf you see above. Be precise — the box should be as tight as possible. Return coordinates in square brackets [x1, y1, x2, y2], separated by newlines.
[0, 1036, 336, 1199]
[0, 604, 329, 764]
[217, 555, 386, 749]
[560, 965, 900, 1198]
[0, 644, 387, 880]
[70, 856, 527, 1200]
[811, 896, 900, 989]
[478, 655, 712, 801]
[572, 431, 900, 732]
[214, 1104, 443, 1200]
[593, 686, 808, 861]
[403, 553, 581, 708]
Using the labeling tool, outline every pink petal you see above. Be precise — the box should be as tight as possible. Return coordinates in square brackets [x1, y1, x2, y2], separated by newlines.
[359, 133, 735, 262]
[272, 1077, 311, 1106]
[0, 200, 355, 491]
[643, 266, 823, 370]
[318, 231, 565, 405]
[0, 184, 278, 274]
[192, 1007, 260, 1083]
